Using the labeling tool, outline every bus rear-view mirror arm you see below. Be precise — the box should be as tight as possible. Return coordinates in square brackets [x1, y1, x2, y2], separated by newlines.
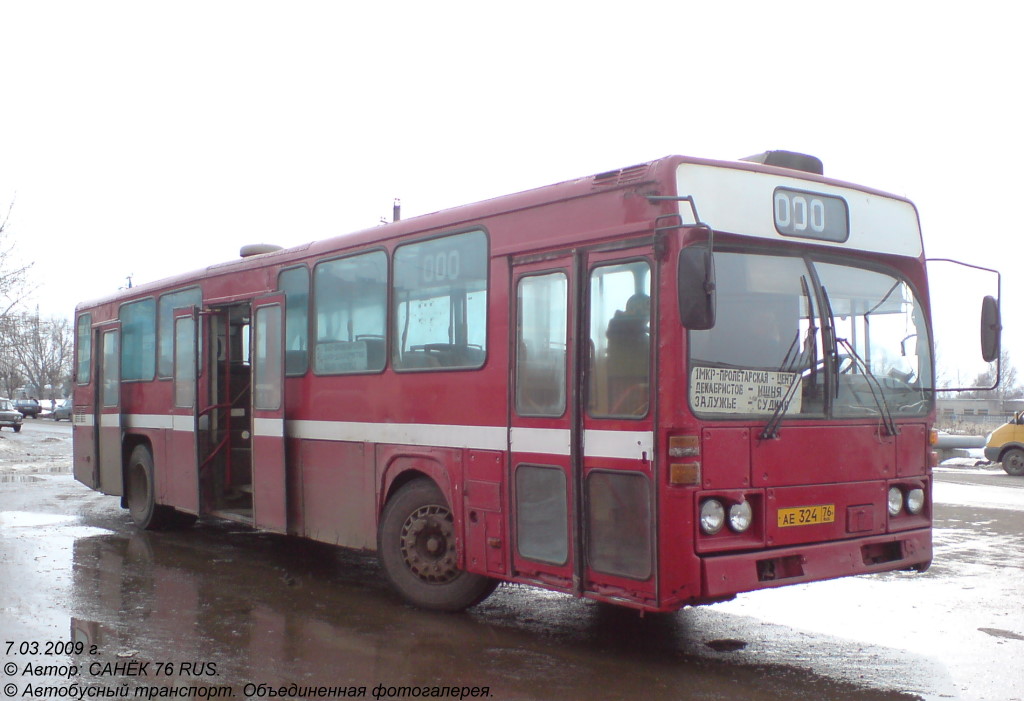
[927, 258, 1002, 392]
[647, 194, 718, 330]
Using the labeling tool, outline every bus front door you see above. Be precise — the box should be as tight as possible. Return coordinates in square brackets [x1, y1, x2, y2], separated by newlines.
[250, 295, 288, 533]
[509, 256, 577, 593]
[510, 244, 658, 606]
[581, 246, 657, 606]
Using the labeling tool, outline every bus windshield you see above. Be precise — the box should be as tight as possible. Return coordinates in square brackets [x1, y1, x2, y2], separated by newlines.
[688, 251, 933, 420]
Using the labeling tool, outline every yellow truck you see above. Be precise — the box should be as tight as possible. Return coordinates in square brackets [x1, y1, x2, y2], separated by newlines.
[984, 414, 1024, 475]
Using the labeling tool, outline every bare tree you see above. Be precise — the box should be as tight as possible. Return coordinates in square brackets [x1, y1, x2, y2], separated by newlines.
[0, 200, 35, 315]
[0, 200, 44, 398]
[5, 312, 73, 400]
[961, 350, 1022, 401]
[0, 343, 26, 398]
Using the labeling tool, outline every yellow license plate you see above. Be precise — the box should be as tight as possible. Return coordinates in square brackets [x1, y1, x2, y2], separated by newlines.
[777, 504, 836, 528]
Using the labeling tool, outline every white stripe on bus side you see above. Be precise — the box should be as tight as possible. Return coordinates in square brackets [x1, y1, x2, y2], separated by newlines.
[285, 420, 508, 451]
[253, 417, 285, 438]
[115, 415, 655, 462]
[98, 414, 121, 428]
[122, 414, 173, 430]
[583, 429, 654, 460]
[510, 427, 571, 455]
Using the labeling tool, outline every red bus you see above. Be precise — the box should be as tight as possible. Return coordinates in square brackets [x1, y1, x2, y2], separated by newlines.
[71, 151, 1000, 612]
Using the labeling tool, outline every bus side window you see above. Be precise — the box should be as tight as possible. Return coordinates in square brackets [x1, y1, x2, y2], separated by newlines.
[76, 313, 92, 385]
[589, 261, 651, 418]
[392, 230, 488, 371]
[278, 266, 310, 376]
[313, 251, 387, 374]
[515, 272, 568, 417]
[157, 287, 202, 378]
[120, 298, 157, 382]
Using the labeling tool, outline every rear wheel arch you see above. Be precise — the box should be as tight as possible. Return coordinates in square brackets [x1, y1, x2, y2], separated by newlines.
[124, 442, 175, 529]
[122, 439, 194, 529]
[377, 476, 497, 611]
[378, 453, 455, 519]
[121, 435, 155, 500]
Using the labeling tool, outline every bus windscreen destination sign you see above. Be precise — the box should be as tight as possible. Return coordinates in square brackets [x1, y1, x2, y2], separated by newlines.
[773, 187, 849, 242]
[689, 367, 801, 415]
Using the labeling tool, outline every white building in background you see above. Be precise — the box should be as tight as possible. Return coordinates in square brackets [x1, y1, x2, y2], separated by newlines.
[935, 397, 1024, 428]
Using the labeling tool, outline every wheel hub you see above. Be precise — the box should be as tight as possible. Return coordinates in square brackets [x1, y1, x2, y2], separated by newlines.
[400, 504, 458, 583]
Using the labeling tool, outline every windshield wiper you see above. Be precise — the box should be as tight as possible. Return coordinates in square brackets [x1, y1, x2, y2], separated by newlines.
[819, 284, 898, 437]
[761, 277, 817, 440]
[759, 365, 806, 440]
[835, 337, 899, 437]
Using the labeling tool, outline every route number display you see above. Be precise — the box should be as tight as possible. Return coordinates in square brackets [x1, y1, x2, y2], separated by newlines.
[773, 187, 849, 242]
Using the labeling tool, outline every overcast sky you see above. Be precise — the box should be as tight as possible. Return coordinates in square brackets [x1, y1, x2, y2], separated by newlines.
[1, 1, 1019, 379]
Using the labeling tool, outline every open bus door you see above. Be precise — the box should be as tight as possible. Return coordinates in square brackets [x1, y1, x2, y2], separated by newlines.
[96, 325, 123, 496]
[250, 294, 288, 533]
[509, 243, 658, 606]
[166, 306, 201, 515]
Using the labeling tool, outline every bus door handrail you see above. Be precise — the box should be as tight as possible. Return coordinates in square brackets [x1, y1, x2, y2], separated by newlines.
[197, 401, 232, 475]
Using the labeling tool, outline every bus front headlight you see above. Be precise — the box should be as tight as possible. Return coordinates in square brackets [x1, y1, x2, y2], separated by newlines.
[728, 501, 753, 533]
[700, 499, 725, 535]
[887, 487, 904, 517]
[906, 488, 925, 515]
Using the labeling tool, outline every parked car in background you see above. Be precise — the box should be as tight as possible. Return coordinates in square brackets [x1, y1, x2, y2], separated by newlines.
[14, 398, 41, 418]
[984, 411, 1024, 476]
[51, 399, 73, 421]
[0, 399, 24, 432]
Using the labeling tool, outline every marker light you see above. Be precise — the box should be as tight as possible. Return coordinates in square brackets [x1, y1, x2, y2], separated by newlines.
[700, 499, 725, 535]
[887, 487, 904, 517]
[728, 501, 753, 533]
[906, 488, 926, 515]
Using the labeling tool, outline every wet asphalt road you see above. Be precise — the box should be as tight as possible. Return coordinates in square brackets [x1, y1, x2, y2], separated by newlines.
[0, 422, 1021, 701]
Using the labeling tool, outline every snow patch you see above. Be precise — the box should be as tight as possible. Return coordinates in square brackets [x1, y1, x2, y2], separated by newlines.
[932, 480, 1024, 511]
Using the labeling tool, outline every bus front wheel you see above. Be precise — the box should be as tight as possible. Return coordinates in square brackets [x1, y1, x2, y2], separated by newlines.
[378, 478, 497, 612]
[126, 445, 176, 530]
[1002, 448, 1024, 476]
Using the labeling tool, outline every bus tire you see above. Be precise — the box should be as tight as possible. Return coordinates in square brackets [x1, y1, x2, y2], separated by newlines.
[126, 445, 176, 530]
[1002, 448, 1024, 476]
[378, 478, 498, 612]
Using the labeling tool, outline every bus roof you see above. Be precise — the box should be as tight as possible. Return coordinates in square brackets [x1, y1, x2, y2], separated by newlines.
[76, 153, 922, 312]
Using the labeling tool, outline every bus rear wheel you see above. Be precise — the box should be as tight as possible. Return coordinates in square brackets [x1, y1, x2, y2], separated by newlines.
[378, 478, 497, 612]
[126, 445, 177, 530]
[1002, 448, 1024, 476]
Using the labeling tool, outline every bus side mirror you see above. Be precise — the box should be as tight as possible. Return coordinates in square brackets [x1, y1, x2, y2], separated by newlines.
[980, 295, 1001, 363]
[678, 245, 716, 330]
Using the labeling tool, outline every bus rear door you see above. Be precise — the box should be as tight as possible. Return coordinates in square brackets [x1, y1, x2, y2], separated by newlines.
[510, 255, 576, 592]
[251, 294, 288, 533]
[96, 325, 123, 496]
[167, 306, 201, 515]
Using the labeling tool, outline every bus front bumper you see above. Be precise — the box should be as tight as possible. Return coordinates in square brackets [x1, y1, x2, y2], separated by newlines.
[700, 529, 931, 598]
